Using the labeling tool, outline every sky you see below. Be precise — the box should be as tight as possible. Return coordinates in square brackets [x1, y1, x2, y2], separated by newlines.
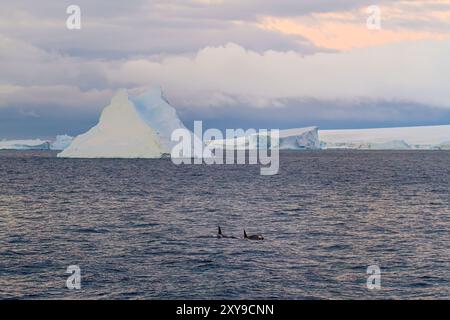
[1, 0, 450, 138]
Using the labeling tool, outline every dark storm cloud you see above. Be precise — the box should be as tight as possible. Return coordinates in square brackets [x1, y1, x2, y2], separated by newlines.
[0, 106, 98, 140]
[3, 95, 450, 139]
[178, 99, 450, 132]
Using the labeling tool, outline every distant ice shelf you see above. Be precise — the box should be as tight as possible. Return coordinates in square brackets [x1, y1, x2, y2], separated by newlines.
[0, 136, 74, 151]
[319, 125, 450, 150]
[0, 139, 50, 150]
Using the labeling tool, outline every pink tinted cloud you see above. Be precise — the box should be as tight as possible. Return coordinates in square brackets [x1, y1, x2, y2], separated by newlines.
[257, 2, 450, 51]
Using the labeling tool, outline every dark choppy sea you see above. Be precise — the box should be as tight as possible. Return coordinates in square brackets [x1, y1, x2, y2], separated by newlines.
[0, 150, 449, 299]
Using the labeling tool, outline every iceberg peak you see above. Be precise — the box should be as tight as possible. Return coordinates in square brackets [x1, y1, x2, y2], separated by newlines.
[113, 88, 129, 101]
[58, 88, 165, 158]
[57, 87, 199, 158]
[106, 89, 130, 112]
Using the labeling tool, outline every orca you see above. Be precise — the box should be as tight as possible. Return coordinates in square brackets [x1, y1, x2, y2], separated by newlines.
[217, 226, 235, 239]
[244, 229, 264, 240]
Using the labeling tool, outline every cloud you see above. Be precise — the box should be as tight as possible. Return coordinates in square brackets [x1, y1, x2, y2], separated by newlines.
[0, 35, 111, 91]
[1, 0, 448, 58]
[1, 37, 450, 135]
[0, 0, 331, 58]
[0, 83, 111, 139]
[0, 84, 111, 111]
[1, 1, 450, 138]
[257, 1, 450, 50]
[258, 16, 447, 51]
[178, 98, 450, 131]
[109, 41, 450, 108]
[148, 0, 379, 20]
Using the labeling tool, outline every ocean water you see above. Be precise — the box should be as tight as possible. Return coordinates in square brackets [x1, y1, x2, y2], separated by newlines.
[0, 150, 449, 300]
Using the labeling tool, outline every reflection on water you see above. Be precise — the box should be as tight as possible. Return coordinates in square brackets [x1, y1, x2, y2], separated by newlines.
[0, 150, 449, 299]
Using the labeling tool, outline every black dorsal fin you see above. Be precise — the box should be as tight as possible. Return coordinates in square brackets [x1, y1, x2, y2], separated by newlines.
[244, 229, 248, 238]
[218, 226, 222, 235]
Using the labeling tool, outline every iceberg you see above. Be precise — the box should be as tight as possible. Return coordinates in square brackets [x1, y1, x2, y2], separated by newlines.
[58, 89, 165, 158]
[319, 125, 450, 150]
[57, 88, 202, 158]
[207, 127, 320, 150]
[50, 134, 74, 150]
[439, 141, 450, 150]
[278, 127, 320, 150]
[131, 87, 206, 158]
[0, 139, 50, 150]
[130, 87, 189, 152]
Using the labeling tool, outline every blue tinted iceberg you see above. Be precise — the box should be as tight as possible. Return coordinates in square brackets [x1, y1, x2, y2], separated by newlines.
[51, 135, 74, 150]
[206, 127, 320, 150]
